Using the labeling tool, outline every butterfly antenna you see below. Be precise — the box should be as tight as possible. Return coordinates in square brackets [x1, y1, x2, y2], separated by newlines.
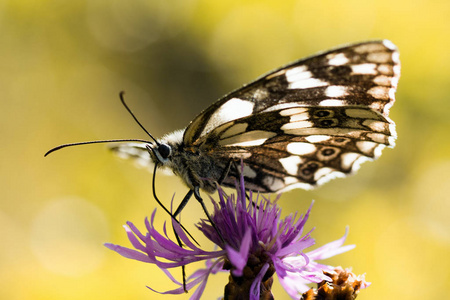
[119, 92, 159, 145]
[44, 139, 152, 157]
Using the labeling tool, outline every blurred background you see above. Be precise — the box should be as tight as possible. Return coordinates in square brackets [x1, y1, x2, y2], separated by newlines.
[2, 0, 449, 299]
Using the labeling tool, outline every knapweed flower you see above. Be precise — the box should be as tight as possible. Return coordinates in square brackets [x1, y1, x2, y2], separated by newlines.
[105, 175, 368, 299]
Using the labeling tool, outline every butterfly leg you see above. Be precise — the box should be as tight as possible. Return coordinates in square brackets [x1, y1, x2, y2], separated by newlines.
[170, 189, 195, 293]
[171, 188, 224, 292]
[193, 186, 225, 243]
[216, 159, 249, 200]
[149, 159, 200, 290]
[214, 160, 233, 199]
[173, 189, 194, 218]
[149, 162, 198, 243]
[217, 160, 233, 184]
[230, 160, 251, 201]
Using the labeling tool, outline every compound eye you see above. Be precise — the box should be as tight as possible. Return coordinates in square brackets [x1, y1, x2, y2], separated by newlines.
[158, 143, 171, 160]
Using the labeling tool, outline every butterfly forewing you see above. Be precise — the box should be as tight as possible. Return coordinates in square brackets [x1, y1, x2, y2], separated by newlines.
[181, 40, 399, 192]
[184, 40, 399, 147]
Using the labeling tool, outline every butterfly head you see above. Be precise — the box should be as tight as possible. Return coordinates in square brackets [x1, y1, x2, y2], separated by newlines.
[144, 128, 184, 167]
[149, 142, 172, 164]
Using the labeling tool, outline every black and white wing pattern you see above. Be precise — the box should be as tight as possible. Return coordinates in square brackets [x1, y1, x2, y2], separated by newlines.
[181, 40, 400, 192]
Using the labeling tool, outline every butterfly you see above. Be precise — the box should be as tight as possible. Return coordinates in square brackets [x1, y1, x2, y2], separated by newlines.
[46, 40, 400, 222]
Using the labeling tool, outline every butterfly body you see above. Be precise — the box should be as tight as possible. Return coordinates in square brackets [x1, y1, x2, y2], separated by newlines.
[112, 40, 400, 194]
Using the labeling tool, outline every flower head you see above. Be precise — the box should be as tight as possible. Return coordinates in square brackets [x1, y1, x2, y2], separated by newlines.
[301, 267, 371, 300]
[105, 175, 365, 299]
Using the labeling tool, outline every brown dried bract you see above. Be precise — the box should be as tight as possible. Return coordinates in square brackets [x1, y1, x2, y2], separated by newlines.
[301, 267, 369, 300]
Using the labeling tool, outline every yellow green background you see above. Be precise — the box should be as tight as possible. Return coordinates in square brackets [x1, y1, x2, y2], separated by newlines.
[2, 0, 449, 299]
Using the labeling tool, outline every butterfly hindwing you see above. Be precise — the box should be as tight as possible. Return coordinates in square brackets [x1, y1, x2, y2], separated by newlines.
[207, 104, 395, 192]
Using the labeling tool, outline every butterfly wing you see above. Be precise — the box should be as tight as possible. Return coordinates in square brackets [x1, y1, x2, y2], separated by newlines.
[183, 40, 400, 192]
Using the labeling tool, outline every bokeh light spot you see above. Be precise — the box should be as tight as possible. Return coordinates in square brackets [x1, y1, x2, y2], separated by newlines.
[30, 197, 110, 276]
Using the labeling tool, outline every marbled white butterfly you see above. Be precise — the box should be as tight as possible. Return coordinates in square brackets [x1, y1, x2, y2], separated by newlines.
[47, 40, 400, 220]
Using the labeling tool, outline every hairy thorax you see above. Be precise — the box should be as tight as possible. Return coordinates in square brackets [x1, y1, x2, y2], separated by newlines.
[167, 145, 225, 193]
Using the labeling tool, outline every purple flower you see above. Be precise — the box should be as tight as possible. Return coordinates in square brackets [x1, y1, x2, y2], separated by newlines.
[105, 175, 361, 299]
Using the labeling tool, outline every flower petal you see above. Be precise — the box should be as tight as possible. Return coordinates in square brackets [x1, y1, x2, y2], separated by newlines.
[104, 243, 154, 263]
[227, 228, 252, 276]
[306, 227, 355, 260]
